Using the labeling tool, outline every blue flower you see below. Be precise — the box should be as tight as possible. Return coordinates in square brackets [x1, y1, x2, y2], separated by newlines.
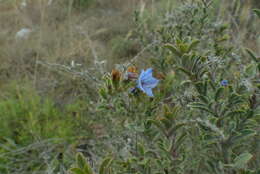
[137, 68, 159, 97]
[221, 80, 228, 86]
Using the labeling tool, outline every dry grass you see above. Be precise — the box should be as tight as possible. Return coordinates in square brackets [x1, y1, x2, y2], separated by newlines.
[216, 0, 260, 52]
[0, 0, 149, 101]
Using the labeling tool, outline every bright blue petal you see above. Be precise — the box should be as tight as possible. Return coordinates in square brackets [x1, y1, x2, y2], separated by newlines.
[143, 87, 154, 97]
[139, 70, 146, 79]
[143, 68, 153, 77]
[142, 78, 159, 88]
[137, 70, 145, 91]
[141, 68, 153, 81]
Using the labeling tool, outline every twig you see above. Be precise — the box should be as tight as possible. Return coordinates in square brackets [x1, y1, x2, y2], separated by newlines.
[36, 60, 100, 83]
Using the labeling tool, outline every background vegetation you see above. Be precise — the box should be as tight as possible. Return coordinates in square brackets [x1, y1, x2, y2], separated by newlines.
[0, 0, 259, 173]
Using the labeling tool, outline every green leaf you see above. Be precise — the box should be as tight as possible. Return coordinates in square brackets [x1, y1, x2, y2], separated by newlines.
[180, 80, 192, 86]
[188, 102, 217, 117]
[253, 9, 260, 18]
[139, 158, 150, 166]
[224, 110, 246, 118]
[164, 44, 182, 57]
[70, 168, 85, 174]
[168, 123, 186, 136]
[145, 150, 158, 158]
[76, 153, 93, 174]
[188, 40, 200, 52]
[245, 48, 258, 62]
[245, 64, 256, 77]
[147, 119, 167, 136]
[76, 153, 87, 169]
[240, 129, 256, 138]
[99, 88, 108, 99]
[207, 160, 220, 174]
[228, 93, 244, 106]
[215, 87, 224, 101]
[203, 80, 208, 96]
[230, 130, 256, 147]
[198, 95, 209, 104]
[178, 67, 193, 77]
[233, 152, 253, 169]
[83, 163, 94, 174]
[194, 81, 205, 94]
[160, 117, 172, 128]
[99, 157, 113, 174]
[179, 43, 189, 53]
[137, 143, 145, 156]
[175, 132, 187, 151]
[191, 56, 202, 73]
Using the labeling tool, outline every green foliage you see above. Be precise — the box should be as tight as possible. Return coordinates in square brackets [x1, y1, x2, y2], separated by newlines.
[253, 9, 260, 18]
[70, 153, 94, 174]
[1, 0, 260, 174]
[70, 153, 113, 174]
[0, 83, 96, 173]
[0, 86, 73, 144]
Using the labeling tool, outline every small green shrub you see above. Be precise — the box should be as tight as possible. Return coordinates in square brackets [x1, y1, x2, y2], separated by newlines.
[0, 87, 74, 144]
[1, 1, 260, 174]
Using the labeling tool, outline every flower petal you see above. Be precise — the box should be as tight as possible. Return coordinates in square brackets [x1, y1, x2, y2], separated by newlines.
[137, 70, 145, 91]
[143, 68, 153, 77]
[142, 77, 159, 88]
[141, 68, 153, 81]
[143, 87, 154, 97]
[139, 70, 145, 79]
